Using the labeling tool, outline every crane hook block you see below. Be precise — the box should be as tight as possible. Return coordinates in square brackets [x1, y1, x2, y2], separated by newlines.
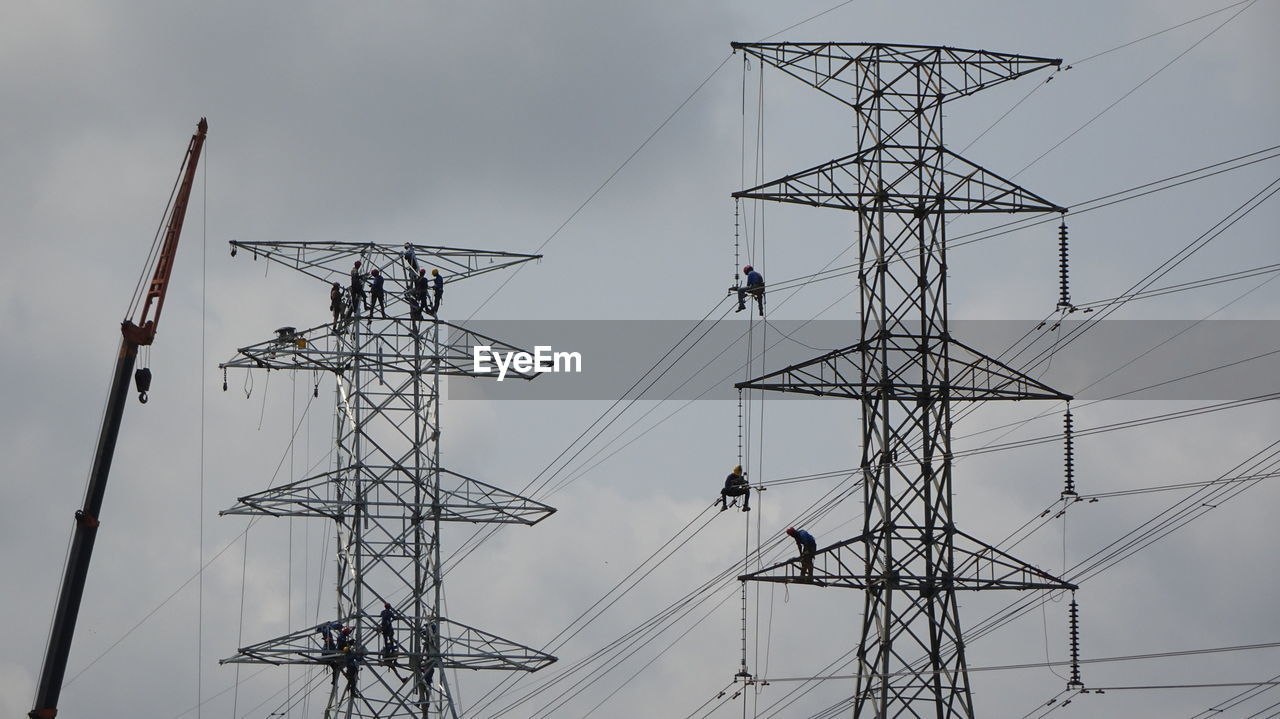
[134, 367, 152, 404]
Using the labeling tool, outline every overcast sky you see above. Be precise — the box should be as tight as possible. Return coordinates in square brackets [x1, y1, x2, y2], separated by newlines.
[4, 1, 1280, 718]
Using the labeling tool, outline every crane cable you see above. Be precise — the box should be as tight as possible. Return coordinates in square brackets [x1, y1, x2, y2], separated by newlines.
[197, 135, 208, 719]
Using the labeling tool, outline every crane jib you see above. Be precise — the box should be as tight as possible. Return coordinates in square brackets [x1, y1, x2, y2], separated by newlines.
[30, 118, 207, 719]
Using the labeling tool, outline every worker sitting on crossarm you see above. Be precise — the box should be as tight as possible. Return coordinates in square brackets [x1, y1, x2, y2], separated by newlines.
[720, 465, 750, 512]
[785, 527, 817, 578]
[736, 265, 765, 316]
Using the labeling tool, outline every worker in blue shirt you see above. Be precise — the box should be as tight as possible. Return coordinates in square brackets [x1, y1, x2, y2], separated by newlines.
[785, 527, 817, 578]
[430, 269, 444, 315]
[736, 265, 765, 316]
[380, 602, 397, 644]
[720, 465, 750, 511]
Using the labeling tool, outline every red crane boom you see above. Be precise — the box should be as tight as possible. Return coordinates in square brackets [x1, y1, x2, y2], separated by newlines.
[31, 118, 207, 719]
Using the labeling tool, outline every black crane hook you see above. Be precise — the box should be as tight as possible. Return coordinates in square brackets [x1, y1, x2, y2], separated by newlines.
[134, 367, 152, 404]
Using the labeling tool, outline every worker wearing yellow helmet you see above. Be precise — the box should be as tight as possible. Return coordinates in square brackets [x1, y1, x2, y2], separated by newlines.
[720, 464, 750, 511]
[430, 268, 444, 315]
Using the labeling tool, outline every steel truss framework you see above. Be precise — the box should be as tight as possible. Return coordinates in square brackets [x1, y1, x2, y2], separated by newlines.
[219, 241, 555, 719]
[731, 43, 1076, 718]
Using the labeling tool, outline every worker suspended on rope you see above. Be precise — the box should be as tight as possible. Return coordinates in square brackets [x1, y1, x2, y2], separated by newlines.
[785, 527, 817, 578]
[719, 465, 751, 512]
[330, 282, 345, 326]
[369, 268, 387, 317]
[735, 265, 765, 316]
[350, 260, 367, 316]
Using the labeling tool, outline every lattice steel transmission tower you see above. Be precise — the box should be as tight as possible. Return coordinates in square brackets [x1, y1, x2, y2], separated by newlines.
[732, 43, 1078, 717]
[218, 241, 556, 718]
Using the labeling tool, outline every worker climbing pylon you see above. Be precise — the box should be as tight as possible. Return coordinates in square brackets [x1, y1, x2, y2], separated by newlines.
[343, 646, 361, 698]
[318, 621, 340, 652]
[329, 282, 345, 327]
[429, 268, 444, 315]
[369, 268, 387, 317]
[403, 242, 419, 273]
[785, 527, 817, 579]
[350, 260, 367, 316]
[719, 465, 750, 511]
[735, 265, 765, 316]
[412, 268, 430, 322]
[380, 602, 398, 654]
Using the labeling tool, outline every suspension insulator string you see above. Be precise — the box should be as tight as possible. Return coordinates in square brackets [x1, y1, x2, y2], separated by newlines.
[734, 198, 742, 289]
[1067, 593, 1084, 689]
[738, 386, 750, 679]
[1062, 405, 1076, 498]
[737, 388, 744, 471]
[1057, 216, 1074, 312]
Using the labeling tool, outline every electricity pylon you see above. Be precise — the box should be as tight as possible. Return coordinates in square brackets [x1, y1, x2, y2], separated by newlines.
[218, 241, 556, 718]
[731, 43, 1077, 718]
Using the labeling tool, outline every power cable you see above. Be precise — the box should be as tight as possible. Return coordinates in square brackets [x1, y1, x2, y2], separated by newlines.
[1010, 0, 1260, 178]
[465, 53, 735, 320]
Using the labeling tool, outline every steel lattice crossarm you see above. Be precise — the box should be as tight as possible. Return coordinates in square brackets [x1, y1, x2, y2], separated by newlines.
[220, 617, 555, 672]
[740, 530, 1076, 591]
[219, 321, 540, 379]
[729, 43, 1060, 111]
[228, 240, 540, 286]
[220, 466, 555, 523]
[736, 334, 1071, 401]
[733, 145, 1066, 214]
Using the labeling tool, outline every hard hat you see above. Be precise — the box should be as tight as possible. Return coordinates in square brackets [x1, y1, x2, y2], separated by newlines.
[354, 260, 361, 267]
[785, 527, 797, 535]
[743, 265, 753, 273]
[341, 626, 351, 633]
[420, 268, 427, 275]
[384, 602, 391, 608]
[733, 465, 742, 474]
[431, 269, 439, 276]
[371, 268, 379, 275]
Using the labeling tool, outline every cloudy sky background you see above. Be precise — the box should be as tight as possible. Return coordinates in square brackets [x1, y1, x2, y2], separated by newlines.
[3, 1, 1280, 717]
